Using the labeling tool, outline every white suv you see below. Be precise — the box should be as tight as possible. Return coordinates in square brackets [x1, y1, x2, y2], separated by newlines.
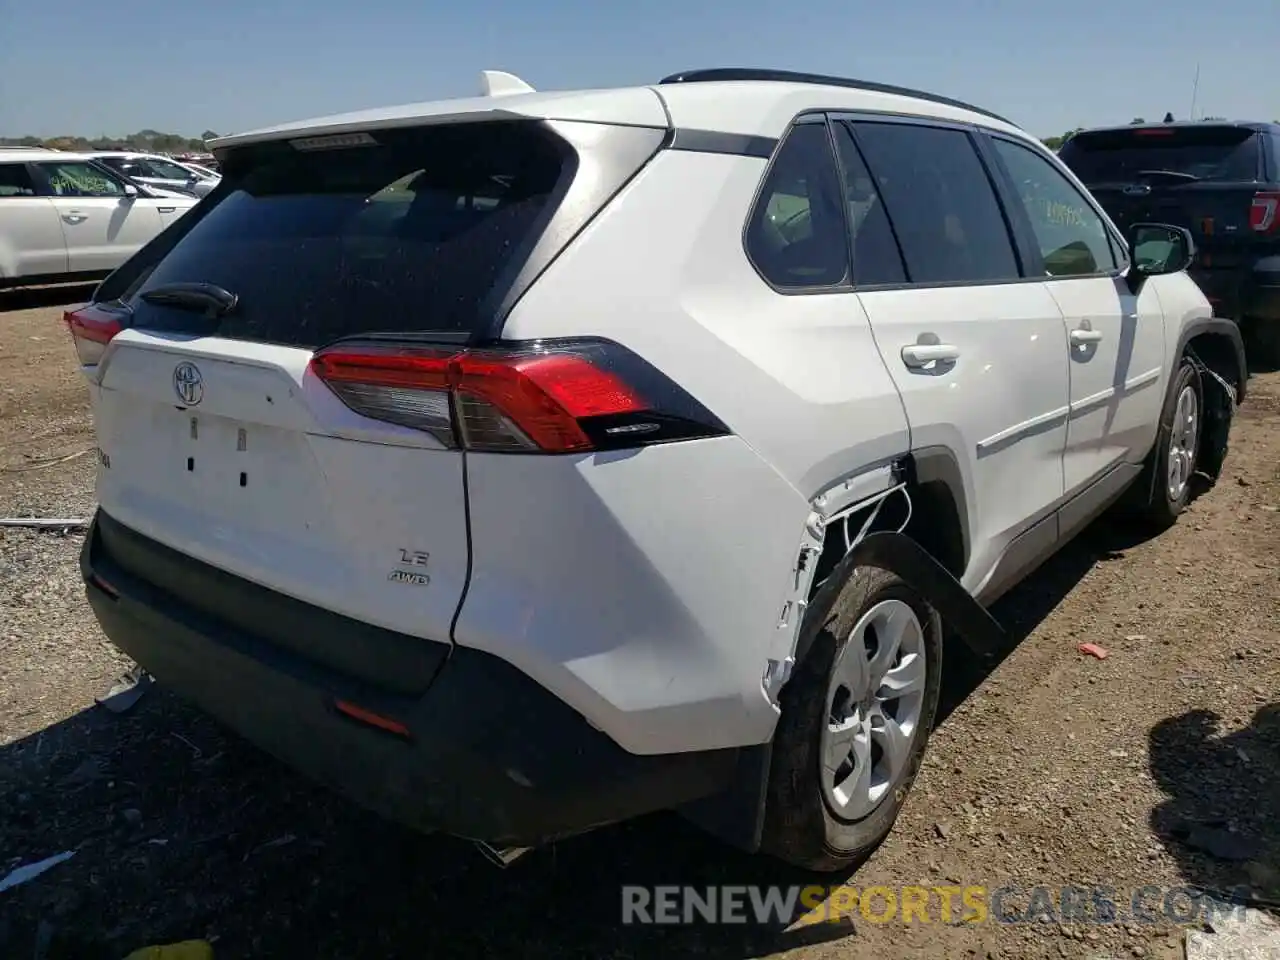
[0, 149, 198, 288]
[70, 68, 1247, 871]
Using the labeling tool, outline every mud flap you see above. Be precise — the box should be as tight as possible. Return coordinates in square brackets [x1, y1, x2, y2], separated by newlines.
[679, 531, 1005, 853]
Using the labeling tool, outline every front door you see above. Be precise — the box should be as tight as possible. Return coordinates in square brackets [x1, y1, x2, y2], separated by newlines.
[34, 160, 165, 273]
[984, 135, 1166, 509]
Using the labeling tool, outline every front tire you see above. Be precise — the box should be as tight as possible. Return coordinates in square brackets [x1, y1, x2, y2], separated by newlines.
[1137, 357, 1203, 530]
[760, 565, 942, 872]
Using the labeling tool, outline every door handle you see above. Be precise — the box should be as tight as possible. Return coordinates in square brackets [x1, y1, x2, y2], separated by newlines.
[1070, 328, 1105, 345]
[157, 206, 176, 213]
[61, 212, 87, 224]
[901, 343, 960, 368]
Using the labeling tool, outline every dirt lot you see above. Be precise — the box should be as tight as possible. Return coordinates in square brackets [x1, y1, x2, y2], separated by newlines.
[2, 287, 1277, 960]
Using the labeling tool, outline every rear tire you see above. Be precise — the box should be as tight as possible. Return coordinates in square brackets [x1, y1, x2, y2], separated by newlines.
[760, 565, 942, 872]
[1135, 357, 1203, 530]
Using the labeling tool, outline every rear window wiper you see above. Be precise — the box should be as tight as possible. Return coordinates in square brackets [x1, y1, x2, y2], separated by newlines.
[1134, 169, 1201, 183]
[139, 282, 238, 318]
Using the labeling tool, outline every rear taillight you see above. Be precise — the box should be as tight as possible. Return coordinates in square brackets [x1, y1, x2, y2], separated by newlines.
[64, 303, 124, 366]
[1250, 191, 1280, 233]
[310, 339, 729, 454]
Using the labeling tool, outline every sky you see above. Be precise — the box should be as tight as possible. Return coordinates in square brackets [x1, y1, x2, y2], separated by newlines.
[0, 0, 1275, 141]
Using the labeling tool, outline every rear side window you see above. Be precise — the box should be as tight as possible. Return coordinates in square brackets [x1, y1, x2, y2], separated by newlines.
[129, 122, 569, 347]
[850, 122, 1021, 285]
[1059, 126, 1262, 183]
[0, 163, 37, 197]
[745, 120, 849, 289]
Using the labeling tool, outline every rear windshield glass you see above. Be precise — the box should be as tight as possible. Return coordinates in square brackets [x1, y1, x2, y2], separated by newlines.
[1059, 126, 1261, 184]
[128, 122, 568, 347]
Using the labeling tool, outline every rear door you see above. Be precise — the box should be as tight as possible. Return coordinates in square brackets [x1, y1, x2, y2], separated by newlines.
[0, 161, 67, 278]
[83, 121, 578, 644]
[836, 118, 1072, 594]
[33, 159, 165, 272]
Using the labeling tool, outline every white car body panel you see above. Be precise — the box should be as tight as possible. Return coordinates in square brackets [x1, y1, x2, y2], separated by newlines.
[91, 332, 471, 645]
[0, 197, 67, 277]
[855, 282, 1071, 594]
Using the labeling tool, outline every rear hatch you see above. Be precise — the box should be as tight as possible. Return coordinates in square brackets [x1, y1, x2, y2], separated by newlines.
[1059, 124, 1278, 303]
[72, 120, 587, 693]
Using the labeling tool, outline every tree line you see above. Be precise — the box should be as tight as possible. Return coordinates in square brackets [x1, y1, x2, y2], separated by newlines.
[0, 130, 220, 154]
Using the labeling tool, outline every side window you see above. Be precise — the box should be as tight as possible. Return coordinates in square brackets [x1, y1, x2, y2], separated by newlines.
[831, 123, 906, 285]
[0, 163, 38, 198]
[745, 120, 849, 289]
[990, 137, 1117, 277]
[39, 162, 126, 198]
[851, 122, 1021, 285]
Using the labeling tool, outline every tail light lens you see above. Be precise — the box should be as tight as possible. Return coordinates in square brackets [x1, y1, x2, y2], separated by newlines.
[1250, 191, 1280, 233]
[310, 338, 729, 454]
[65, 303, 125, 366]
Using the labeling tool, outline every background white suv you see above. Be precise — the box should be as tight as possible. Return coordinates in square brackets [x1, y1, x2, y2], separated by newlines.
[0, 149, 197, 288]
[69, 68, 1247, 871]
[89, 151, 220, 198]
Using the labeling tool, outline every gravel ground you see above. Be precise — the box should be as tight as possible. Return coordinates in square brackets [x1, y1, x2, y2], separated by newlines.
[1, 287, 1277, 960]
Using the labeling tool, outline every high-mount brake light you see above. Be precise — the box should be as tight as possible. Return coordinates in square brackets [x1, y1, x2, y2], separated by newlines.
[310, 340, 728, 454]
[1249, 191, 1280, 234]
[64, 304, 124, 366]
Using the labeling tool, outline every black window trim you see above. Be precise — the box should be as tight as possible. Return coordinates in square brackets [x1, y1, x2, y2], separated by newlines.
[831, 111, 1038, 293]
[981, 130, 1131, 282]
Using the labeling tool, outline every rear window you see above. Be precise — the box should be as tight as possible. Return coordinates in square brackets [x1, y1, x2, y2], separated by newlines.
[128, 122, 569, 347]
[1059, 126, 1262, 184]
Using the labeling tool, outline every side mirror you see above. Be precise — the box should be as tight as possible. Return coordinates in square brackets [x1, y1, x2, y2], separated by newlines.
[123, 183, 139, 199]
[1126, 222, 1194, 292]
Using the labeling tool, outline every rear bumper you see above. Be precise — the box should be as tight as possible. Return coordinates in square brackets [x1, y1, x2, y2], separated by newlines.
[81, 510, 741, 846]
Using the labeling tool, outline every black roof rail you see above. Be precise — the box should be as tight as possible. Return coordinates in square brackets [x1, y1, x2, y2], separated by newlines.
[658, 68, 1014, 127]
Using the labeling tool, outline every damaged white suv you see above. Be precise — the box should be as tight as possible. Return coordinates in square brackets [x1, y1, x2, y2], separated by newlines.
[71, 68, 1246, 871]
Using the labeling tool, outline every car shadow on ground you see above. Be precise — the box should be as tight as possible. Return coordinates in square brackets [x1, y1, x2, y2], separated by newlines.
[937, 513, 1160, 724]
[0, 283, 97, 314]
[1147, 701, 1280, 911]
[0, 513, 1185, 960]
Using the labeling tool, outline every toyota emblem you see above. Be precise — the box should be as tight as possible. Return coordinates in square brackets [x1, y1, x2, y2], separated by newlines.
[173, 362, 204, 406]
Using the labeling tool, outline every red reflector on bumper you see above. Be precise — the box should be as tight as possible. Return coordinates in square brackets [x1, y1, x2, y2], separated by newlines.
[334, 699, 411, 738]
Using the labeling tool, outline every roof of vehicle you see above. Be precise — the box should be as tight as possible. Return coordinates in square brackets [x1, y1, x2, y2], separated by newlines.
[1069, 120, 1280, 137]
[86, 151, 162, 159]
[0, 148, 90, 162]
[210, 68, 1030, 151]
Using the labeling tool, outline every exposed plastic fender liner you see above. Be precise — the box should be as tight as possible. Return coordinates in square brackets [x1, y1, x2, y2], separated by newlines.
[1134, 317, 1247, 507]
[794, 531, 1004, 663]
[904, 446, 972, 574]
[1176, 316, 1248, 400]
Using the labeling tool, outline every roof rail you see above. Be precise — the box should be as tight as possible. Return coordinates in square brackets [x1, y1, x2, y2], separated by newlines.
[658, 68, 1014, 127]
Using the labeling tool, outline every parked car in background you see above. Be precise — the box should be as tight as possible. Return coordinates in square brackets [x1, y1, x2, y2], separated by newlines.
[0, 148, 197, 288]
[88, 151, 219, 198]
[1059, 121, 1280, 363]
[69, 68, 1245, 872]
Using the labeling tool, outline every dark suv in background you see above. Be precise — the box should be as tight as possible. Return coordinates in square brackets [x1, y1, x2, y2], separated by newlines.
[1059, 121, 1280, 365]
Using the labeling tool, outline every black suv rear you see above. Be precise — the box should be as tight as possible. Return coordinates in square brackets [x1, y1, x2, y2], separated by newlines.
[1059, 121, 1280, 363]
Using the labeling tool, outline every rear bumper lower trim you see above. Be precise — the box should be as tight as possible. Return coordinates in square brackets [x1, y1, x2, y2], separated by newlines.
[81, 510, 741, 846]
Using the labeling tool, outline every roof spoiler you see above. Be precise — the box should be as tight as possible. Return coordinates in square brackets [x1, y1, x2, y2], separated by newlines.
[479, 70, 535, 98]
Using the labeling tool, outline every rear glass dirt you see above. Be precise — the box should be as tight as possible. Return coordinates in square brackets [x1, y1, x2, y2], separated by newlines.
[1059, 125, 1263, 184]
[127, 121, 569, 347]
